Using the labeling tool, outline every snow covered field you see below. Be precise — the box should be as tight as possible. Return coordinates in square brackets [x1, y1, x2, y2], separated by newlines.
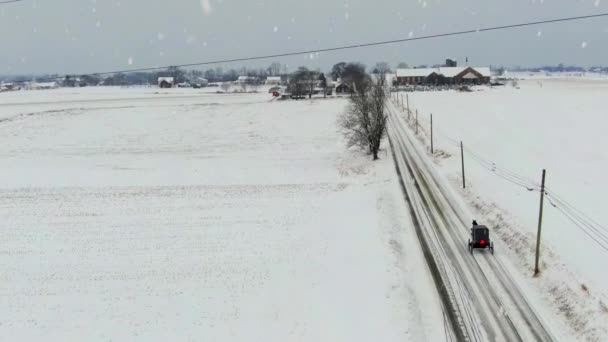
[0, 88, 444, 341]
[399, 78, 608, 341]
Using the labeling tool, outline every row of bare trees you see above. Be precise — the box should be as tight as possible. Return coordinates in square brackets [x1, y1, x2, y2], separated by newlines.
[339, 71, 389, 160]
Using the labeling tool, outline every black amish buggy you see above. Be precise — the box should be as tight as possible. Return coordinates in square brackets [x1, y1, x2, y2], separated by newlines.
[468, 223, 494, 254]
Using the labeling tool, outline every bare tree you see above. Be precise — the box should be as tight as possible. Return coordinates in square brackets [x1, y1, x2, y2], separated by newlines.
[288, 67, 312, 99]
[372, 62, 392, 74]
[339, 71, 388, 160]
[220, 82, 231, 93]
[318, 73, 327, 98]
[305, 70, 319, 99]
[267, 62, 282, 76]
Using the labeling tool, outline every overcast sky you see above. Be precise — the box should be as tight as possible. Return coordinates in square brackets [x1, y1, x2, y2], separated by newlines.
[1, 0, 607, 75]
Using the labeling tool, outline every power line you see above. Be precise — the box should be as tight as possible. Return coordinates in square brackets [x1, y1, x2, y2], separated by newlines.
[0, 0, 23, 4]
[56, 12, 608, 78]
[462, 147, 541, 191]
[545, 195, 608, 253]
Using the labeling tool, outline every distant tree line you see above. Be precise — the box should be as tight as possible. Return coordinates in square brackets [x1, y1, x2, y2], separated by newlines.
[51, 62, 290, 87]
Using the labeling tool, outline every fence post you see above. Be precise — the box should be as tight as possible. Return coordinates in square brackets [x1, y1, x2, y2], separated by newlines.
[415, 109, 418, 134]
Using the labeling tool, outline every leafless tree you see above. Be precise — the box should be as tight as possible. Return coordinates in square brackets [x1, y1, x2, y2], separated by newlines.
[339, 71, 388, 160]
[305, 70, 319, 99]
[267, 62, 282, 76]
[220, 82, 231, 93]
[372, 62, 392, 74]
[288, 67, 317, 99]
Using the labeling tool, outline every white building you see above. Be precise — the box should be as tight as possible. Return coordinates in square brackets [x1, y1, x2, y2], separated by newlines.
[265, 76, 282, 85]
[25, 81, 59, 90]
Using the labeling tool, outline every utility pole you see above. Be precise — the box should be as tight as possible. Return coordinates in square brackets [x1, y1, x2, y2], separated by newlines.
[460, 141, 466, 189]
[401, 93, 404, 109]
[406, 94, 410, 120]
[415, 109, 418, 134]
[534, 169, 547, 276]
[430, 114, 434, 154]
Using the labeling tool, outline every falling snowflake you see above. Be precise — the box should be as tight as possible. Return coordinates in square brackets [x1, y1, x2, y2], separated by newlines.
[345, 12, 349, 20]
[273, 26, 278, 33]
[128, 57, 133, 65]
[157, 32, 165, 41]
[201, 0, 212, 15]
[537, 31, 542, 38]
[581, 41, 588, 48]
[595, 0, 601, 6]
[408, 31, 414, 38]
[92, 7, 96, 13]
[96, 21, 101, 28]
[422, 1, 427, 8]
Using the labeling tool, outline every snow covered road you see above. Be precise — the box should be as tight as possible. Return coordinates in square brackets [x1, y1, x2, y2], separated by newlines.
[387, 99, 555, 341]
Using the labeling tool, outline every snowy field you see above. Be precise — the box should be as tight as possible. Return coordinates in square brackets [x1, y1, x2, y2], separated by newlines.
[399, 78, 608, 341]
[0, 88, 444, 341]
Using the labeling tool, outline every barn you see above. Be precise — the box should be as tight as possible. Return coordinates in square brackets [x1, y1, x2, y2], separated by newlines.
[158, 77, 175, 88]
[396, 67, 491, 85]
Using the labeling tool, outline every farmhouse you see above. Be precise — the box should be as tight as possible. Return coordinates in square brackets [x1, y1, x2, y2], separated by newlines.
[265, 76, 282, 85]
[335, 83, 352, 94]
[237, 76, 259, 85]
[396, 67, 491, 85]
[158, 77, 175, 88]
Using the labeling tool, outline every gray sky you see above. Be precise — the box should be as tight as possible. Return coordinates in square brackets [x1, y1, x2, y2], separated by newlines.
[1, 0, 607, 75]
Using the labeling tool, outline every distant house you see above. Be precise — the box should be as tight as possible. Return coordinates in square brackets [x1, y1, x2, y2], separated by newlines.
[237, 76, 259, 85]
[36, 82, 59, 90]
[158, 77, 175, 88]
[25, 81, 59, 90]
[335, 83, 352, 94]
[265, 76, 282, 85]
[396, 66, 491, 85]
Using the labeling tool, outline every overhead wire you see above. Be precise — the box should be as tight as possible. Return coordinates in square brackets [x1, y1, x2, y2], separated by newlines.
[27, 12, 608, 80]
[545, 191, 608, 242]
[545, 195, 608, 252]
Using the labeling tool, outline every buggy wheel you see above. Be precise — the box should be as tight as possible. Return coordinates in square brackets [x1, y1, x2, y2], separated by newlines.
[490, 242, 494, 255]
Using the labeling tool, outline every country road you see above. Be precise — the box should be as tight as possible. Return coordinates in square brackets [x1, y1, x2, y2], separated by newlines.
[386, 99, 555, 342]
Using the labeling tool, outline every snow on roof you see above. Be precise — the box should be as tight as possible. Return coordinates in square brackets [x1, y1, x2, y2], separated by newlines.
[266, 76, 281, 81]
[158, 77, 174, 82]
[396, 67, 491, 78]
[474, 67, 492, 77]
[439, 67, 467, 77]
[38, 82, 57, 86]
[396, 68, 437, 77]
